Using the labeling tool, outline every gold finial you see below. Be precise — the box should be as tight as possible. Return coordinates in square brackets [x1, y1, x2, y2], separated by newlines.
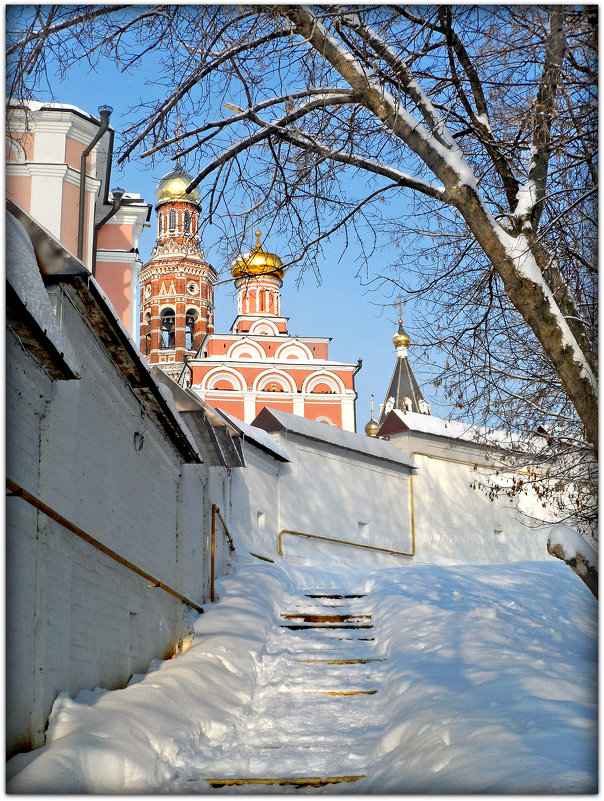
[364, 394, 380, 437]
[393, 320, 411, 349]
[254, 230, 262, 248]
[392, 295, 410, 348]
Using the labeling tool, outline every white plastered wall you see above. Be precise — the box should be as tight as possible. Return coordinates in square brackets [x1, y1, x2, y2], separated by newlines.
[5, 281, 226, 756]
[389, 431, 552, 563]
[236, 432, 413, 560]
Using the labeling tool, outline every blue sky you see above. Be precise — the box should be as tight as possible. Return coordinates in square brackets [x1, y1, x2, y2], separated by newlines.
[18, 35, 452, 428]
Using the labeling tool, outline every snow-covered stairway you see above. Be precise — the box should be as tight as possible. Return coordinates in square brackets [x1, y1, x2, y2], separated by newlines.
[200, 588, 388, 792]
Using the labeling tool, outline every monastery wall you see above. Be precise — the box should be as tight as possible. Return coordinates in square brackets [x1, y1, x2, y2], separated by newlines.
[278, 437, 413, 555]
[245, 432, 414, 559]
[390, 431, 552, 564]
[228, 446, 282, 556]
[5, 276, 228, 757]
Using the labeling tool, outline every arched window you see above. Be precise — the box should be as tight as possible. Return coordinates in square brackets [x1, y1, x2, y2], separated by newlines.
[169, 210, 176, 230]
[160, 308, 175, 349]
[185, 309, 198, 350]
[184, 211, 190, 233]
[158, 215, 163, 234]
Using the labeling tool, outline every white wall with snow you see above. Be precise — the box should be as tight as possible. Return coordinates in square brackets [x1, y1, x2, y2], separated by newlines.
[264, 430, 414, 557]
[6, 277, 230, 757]
[387, 430, 553, 563]
[228, 445, 282, 557]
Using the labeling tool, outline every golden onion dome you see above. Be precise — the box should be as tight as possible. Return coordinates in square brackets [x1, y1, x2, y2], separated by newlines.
[364, 418, 380, 437]
[156, 165, 200, 206]
[364, 395, 380, 437]
[231, 230, 285, 280]
[393, 319, 411, 348]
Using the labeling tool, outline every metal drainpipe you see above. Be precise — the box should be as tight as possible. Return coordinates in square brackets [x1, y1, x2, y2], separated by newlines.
[77, 104, 113, 262]
[91, 187, 125, 276]
[352, 357, 363, 432]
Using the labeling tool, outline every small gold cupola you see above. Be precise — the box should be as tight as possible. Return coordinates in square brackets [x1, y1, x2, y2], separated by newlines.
[392, 318, 411, 349]
[231, 230, 285, 280]
[364, 395, 380, 437]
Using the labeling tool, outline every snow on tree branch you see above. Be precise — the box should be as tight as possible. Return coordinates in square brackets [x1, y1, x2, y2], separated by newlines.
[548, 524, 598, 598]
[526, 7, 566, 230]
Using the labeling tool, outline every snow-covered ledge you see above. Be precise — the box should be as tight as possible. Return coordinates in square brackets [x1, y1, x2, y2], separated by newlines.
[547, 525, 598, 599]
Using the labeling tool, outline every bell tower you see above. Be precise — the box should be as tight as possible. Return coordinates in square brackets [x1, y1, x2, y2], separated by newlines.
[139, 163, 217, 379]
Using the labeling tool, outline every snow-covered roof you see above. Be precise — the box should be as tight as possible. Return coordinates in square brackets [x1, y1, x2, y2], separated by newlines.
[213, 409, 290, 462]
[253, 408, 415, 470]
[8, 204, 202, 464]
[379, 409, 520, 450]
[7, 99, 104, 124]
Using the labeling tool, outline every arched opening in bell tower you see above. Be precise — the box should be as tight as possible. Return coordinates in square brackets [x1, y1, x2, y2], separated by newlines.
[185, 309, 198, 350]
[160, 308, 175, 349]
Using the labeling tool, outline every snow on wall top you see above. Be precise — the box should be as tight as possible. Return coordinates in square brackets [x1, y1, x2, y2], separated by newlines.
[253, 407, 416, 470]
[214, 409, 290, 462]
[6, 211, 78, 376]
[381, 409, 517, 450]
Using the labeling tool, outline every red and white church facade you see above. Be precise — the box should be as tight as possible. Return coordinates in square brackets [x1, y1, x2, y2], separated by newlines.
[184, 231, 359, 430]
[140, 165, 359, 430]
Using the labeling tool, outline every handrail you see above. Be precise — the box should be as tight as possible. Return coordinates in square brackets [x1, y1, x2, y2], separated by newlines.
[409, 450, 561, 477]
[6, 478, 203, 613]
[278, 529, 414, 559]
[210, 504, 235, 602]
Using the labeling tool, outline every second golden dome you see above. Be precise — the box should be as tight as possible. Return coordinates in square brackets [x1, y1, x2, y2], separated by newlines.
[231, 230, 285, 280]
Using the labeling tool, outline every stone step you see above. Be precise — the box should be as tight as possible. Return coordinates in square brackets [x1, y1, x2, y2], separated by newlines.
[279, 623, 373, 631]
[280, 613, 371, 623]
[307, 689, 378, 696]
[205, 775, 365, 789]
[296, 657, 386, 665]
[304, 593, 366, 599]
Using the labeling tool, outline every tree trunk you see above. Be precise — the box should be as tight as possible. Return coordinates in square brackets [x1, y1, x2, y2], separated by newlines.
[547, 541, 598, 599]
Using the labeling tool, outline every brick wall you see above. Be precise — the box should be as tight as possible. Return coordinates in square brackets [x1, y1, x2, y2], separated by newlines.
[5, 281, 232, 757]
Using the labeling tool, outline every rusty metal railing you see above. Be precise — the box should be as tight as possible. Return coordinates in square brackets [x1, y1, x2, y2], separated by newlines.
[210, 504, 235, 602]
[278, 529, 414, 559]
[6, 478, 204, 613]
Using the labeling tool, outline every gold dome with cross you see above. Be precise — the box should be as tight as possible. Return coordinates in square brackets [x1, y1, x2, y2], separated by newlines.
[156, 165, 200, 206]
[231, 230, 285, 280]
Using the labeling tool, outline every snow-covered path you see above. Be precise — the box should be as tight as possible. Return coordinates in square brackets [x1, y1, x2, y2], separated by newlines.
[7, 553, 598, 794]
[176, 588, 387, 790]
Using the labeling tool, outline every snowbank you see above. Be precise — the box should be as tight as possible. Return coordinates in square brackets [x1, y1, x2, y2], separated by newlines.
[7, 559, 297, 793]
[7, 553, 597, 794]
[362, 560, 597, 793]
